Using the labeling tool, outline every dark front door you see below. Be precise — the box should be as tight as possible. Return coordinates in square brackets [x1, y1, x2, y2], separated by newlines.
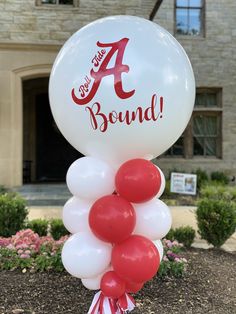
[36, 93, 82, 182]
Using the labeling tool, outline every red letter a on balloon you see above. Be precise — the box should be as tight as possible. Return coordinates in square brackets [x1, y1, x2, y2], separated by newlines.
[71, 38, 135, 105]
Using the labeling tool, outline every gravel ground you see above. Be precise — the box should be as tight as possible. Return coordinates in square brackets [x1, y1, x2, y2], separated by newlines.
[0, 248, 235, 314]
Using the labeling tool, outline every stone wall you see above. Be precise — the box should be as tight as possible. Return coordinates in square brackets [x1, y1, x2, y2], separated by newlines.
[154, 0, 236, 177]
[0, 0, 156, 44]
[0, 0, 236, 186]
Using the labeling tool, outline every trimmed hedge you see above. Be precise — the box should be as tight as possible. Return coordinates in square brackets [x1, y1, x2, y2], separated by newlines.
[50, 219, 69, 240]
[0, 193, 28, 237]
[166, 226, 195, 248]
[26, 219, 48, 237]
[196, 198, 236, 248]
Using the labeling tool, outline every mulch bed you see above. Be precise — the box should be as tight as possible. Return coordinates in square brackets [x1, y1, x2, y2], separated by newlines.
[0, 248, 235, 314]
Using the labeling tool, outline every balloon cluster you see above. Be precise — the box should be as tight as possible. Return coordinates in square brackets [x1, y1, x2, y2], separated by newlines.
[49, 14, 195, 314]
[62, 157, 172, 313]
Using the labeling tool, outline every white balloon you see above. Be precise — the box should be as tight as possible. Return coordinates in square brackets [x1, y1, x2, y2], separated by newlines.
[153, 239, 164, 261]
[156, 166, 166, 199]
[61, 232, 112, 279]
[81, 274, 102, 291]
[66, 157, 115, 199]
[133, 198, 172, 240]
[63, 196, 93, 234]
[49, 15, 195, 164]
[81, 265, 112, 290]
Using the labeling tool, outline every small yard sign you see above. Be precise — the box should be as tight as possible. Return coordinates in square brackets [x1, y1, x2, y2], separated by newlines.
[170, 172, 197, 195]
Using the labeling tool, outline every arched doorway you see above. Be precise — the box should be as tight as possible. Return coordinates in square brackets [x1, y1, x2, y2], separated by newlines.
[23, 77, 82, 183]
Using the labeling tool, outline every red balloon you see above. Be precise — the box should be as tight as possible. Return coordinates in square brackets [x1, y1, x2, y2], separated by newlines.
[125, 281, 144, 293]
[89, 195, 136, 243]
[101, 271, 126, 298]
[112, 235, 160, 283]
[115, 159, 161, 203]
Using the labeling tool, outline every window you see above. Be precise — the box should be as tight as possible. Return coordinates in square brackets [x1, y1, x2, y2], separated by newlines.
[36, 0, 79, 7]
[165, 136, 184, 157]
[164, 88, 222, 158]
[39, 0, 74, 5]
[175, 0, 205, 36]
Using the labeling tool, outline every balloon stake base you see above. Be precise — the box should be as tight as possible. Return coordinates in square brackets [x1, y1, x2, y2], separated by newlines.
[88, 291, 135, 314]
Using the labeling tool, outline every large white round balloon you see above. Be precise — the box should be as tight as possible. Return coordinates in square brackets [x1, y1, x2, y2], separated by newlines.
[61, 232, 112, 279]
[133, 198, 172, 240]
[63, 196, 93, 234]
[66, 157, 115, 199]
[49, 15, 195, 165]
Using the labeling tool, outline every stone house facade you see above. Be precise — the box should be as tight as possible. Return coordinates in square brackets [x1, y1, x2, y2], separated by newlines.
[0, 0, 235, 187]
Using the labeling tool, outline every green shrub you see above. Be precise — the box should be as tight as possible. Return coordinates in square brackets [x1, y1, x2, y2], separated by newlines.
[162, 179, 171, 198]
[158, 259, 185, 278]
[200, 185, 236, 201]
[165, 226, 195, 248]
[0, 186, 8, 194]
[0, 193, 28, 237]
[196, 198, 236, 248]
[194, 168, 209, 190]
[0, 247, 33, 270]
[172, 226, 195, 248]
[34, 250, 64, 272]
[165, 228, 175, 241]
[35, 242, 64, 272]
[50, 219, 69, 240]
[26, 219, 48, 237]
[211, 171, 229, 185]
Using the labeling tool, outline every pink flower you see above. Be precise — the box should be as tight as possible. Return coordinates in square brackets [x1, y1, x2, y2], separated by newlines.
[164, 240, 173, 248]
[172, 240, 179, 246]
[0, 237, 11, 247]
[40, 236, 54, 245]
[6, 244, 14, 250]
[163, 255, 168, 262]
[16, 243, 28, 249]
[20, 253, 30, 259]
[11, 229, 40, 253]
[174, 257, 181, 262]
[58, 235, 69, 242]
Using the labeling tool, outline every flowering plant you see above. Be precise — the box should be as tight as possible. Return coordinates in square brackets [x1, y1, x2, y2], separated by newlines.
[0, 229, 69, 272]
[158, 239, 188, 278]
[11, 229, 40, 258]
[0, 230, 188, 277]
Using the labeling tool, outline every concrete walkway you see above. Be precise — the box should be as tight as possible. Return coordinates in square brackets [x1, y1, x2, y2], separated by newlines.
[28, 206, 236, 253]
